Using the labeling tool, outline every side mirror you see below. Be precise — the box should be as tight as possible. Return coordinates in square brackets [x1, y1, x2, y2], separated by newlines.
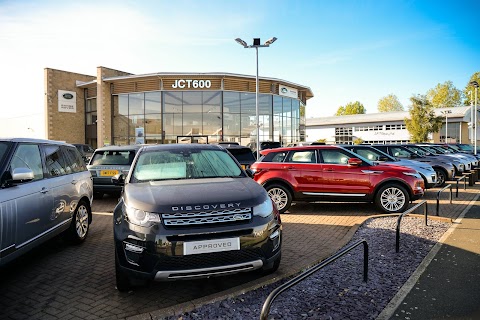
[9, 167, 34, 183]
[245, 168, 254, 178]
[111, 173, 125, 186]
[348, 158, 363, 166]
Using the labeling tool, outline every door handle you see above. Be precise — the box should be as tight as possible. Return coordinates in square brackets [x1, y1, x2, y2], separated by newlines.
[324, 169, 334, 172]
[41, 187, 49, 194]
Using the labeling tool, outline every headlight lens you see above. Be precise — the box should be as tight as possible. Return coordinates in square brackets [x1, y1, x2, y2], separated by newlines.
[123, 204, 160, 227]
[403, 171, 421, 179]
[252, 197, 274, 218]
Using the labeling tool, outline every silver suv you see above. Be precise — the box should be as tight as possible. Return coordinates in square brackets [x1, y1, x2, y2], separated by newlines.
[0, 138, 93, 266]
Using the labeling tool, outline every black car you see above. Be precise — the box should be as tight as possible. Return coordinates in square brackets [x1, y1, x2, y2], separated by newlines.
[224, 145, 257, 170]
[73, 143, 95, 163]
[112, 144, 282, 291]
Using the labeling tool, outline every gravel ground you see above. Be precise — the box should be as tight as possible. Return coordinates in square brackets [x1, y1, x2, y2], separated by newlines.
[166, 216, 450, 320]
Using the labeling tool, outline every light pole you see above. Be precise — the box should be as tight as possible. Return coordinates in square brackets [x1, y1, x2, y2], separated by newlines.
[471, 81, 479, 154]
[441, 110, 452, 143]
[235, 37, 277, 159]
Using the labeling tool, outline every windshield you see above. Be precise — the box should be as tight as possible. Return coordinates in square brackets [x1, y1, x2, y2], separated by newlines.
[90, 150, 136, 166]
[352, 148, 394, 162]
[457, 144, 473, 152]
[389, 146, 416, 158]
[403, 145, 428, 156]
[131, 149, 243, 182]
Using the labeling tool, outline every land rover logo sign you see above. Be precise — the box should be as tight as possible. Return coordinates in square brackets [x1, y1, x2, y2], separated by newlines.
[279, 85, 298, 99]
[58, 90, 77, 113]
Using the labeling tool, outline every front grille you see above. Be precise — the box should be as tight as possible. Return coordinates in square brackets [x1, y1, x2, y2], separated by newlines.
[154, 248, 264, 271]
[162, 208, 252, 226]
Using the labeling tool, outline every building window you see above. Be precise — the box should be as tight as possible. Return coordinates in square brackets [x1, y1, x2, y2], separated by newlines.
[335, 127, 353, 144]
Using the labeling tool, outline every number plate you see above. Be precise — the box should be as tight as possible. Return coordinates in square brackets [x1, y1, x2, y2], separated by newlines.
[184, 238, 240, 255]
[100, 170, 118, 176]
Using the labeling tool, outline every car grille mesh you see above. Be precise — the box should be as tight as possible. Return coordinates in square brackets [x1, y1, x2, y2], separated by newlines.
[162, 208, 252, 226]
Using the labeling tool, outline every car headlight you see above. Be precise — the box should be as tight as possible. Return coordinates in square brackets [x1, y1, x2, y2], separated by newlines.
[123, 204, 160, 227]
[403, 172, 421, 179]
[252, 197, 274, 218]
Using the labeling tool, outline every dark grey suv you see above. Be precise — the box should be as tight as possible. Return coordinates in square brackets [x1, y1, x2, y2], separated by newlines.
[112, 144, 282, 291]
[87, 145, 143, 198]
[0, 138, 93, 266]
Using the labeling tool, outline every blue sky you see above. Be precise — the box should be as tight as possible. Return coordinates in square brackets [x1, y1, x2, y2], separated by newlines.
[0, 0, 478, 137]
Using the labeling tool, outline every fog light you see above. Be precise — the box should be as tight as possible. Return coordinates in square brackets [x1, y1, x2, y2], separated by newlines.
[270, 229, 281, 250]
[124, 242, 144, 253]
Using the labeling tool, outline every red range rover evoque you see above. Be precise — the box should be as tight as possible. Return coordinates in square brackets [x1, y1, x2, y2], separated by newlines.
[250, 145, 425, 214]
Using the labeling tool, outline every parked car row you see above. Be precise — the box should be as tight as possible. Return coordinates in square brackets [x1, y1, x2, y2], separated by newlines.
[3, 137, 477, 292]
[250, 144, 425, 214]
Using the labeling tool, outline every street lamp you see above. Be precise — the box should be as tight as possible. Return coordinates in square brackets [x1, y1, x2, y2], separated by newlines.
[235, 37, 277, 159]
[471, 81, 479, 155]
[441, 110, 452, 143]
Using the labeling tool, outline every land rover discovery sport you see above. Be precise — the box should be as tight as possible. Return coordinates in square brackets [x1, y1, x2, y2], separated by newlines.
[113, 144, 282, 291]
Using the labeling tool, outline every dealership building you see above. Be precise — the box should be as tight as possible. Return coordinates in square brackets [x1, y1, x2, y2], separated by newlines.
[306, 106, 477, 145]
[44, 66, 314, 148]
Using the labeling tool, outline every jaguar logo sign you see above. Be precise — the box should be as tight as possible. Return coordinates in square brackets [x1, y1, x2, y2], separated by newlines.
[281, 88, 288, 93]
[279, 85, 298, 99]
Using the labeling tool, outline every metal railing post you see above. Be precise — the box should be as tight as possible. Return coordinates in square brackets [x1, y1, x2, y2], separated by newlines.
[396, 200, 428, 253]
[259, 239, 369, 320]
[436, 184, 452, 216]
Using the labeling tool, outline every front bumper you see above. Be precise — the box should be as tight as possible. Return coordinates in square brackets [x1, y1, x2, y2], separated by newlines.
[114, 211, 282, 281]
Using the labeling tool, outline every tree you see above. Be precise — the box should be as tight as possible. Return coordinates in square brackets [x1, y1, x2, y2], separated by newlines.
[464, 71, 480, 105]
[334, 101, 366, 116]
[377, 94, 404, 112]
[404, 95, 443, 142]
[426, 81, 462, 108]
[353, 138, 364, 145]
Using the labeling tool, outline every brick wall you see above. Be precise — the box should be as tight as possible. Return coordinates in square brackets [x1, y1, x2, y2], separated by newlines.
[44, 68, 95, 143]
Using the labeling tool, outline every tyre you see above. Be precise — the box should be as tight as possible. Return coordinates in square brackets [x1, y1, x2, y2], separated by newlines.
[68, 200, 90, 244]
[265, 183, 292, 214]
[375, 184, 410, 214]
[115, 254, 131, 292]
[434, 168, 447, 187]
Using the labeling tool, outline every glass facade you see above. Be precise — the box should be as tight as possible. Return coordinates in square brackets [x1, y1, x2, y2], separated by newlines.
[112, 90, 301, 146]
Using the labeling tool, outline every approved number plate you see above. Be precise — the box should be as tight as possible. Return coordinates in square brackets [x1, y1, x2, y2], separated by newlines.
[100, 170, 118, 176]
[184, 237, 240, 255]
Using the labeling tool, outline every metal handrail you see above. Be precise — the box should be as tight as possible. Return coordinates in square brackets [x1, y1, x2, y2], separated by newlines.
[396, 200, 428, 253]
[456, 175, 467, 197]
[259, 239, 369, 320]
[436, 184, 452, 216]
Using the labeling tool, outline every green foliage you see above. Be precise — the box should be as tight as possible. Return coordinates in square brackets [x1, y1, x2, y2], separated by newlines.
[426, 81, 462, 108]
[377, 94, 404, 112]
[464, 72, 480, 105]
[335, 101, 366, 116]
[404, 95, 443, 142]
[353, 138, 364, 145]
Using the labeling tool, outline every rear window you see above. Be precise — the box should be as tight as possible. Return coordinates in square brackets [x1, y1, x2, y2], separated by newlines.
[90, 150, 137, 166]
[227, 148, 256, 162]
